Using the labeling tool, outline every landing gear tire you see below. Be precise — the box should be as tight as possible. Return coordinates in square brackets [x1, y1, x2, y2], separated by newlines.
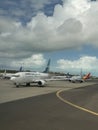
[26, 83, 30, 86]
[16, 83, 19, 88]
[16, 86, 19, 88]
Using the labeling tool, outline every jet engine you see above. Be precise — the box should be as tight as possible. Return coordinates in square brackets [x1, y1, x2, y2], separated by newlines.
[38, 80, 46, 87]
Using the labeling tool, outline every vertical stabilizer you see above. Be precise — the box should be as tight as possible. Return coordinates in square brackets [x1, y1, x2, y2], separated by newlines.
[19, 66, 23, 72]
[4, 70, 6, 75]
[83, 73, 91, 80]
[43, 59, 51, 73]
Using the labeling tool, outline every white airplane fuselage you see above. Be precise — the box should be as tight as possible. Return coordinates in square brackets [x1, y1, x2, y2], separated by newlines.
[10, 59, 51, 87]
[51, 75, 70, 81]
[69, 73, 91, 83]
[10, 71, 49, 87]
[69, 75, 84, 83]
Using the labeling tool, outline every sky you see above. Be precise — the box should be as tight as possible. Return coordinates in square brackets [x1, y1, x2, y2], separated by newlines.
[0, 0, 98, 76]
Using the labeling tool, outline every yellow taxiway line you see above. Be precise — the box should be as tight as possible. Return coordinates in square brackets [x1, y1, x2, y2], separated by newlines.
[56, 89, 98, 116]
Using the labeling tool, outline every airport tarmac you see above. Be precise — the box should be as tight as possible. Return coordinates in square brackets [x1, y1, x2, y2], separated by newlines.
[0, 79, 96, 104]
[0, 79, 98, 130]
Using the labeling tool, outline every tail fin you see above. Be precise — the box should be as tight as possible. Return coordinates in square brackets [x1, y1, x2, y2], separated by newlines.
[19, 66, 23, 72]
[4, 70, 6, 75]
[43, 59, 51, 73]
[83, 73, 91, 80]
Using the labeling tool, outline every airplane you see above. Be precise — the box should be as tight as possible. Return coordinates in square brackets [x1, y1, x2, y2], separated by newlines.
[69, 73, 91, 83]
[10, 59, 51, 87]
[51, 73, 72, 81]
[51, 75, 68, 80]
[1, 66, 23, 79]
[2, 70, 15, 79]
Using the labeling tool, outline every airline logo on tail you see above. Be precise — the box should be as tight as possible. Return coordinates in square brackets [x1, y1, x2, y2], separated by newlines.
[83, 73, 91, 80]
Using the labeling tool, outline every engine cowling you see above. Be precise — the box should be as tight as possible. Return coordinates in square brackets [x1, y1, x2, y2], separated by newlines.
[38, 80, 46, 87]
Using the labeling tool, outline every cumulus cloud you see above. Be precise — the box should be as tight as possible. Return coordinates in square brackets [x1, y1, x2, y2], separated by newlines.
[0, 0, 98, 70]
[10, 54, 46, 69]
[57, 56, 98, 74]
[0, 0, 98, 57]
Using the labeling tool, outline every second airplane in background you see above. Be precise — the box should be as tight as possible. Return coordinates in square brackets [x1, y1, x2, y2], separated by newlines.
[1, 66, 23, 79]
[69, 73, 91, 83]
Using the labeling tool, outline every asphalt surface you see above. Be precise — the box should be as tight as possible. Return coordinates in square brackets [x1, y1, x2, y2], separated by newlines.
[0, 79, 98, 130]
[0, 79, 96, 103]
